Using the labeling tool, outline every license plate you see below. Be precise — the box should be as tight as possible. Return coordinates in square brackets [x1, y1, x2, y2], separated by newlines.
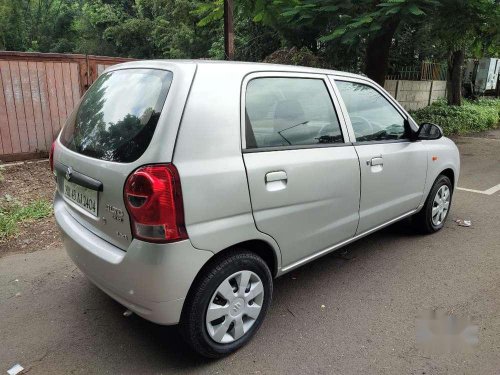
[63, 179, 98, 216]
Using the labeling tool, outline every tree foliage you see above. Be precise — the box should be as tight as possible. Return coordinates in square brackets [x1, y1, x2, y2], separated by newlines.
[196, 0, 498, 99]
[0, 0, 77, 52]
[427, 0, 499, 104]
[0, 0, 279, 61]
[0, 0, 498, 100]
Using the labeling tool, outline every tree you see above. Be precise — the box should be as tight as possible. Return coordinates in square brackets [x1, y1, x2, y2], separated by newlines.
[278, 0, 440, 85]
[70, 0, 220, 58]
[0, 0, 77, 52]
[194, 0, 325, 53]
[430, 0, 499, 105]
[0, 0, 225, 59]
[2, 0, 497, 107]
[192, 0, 281, 61]
[196, 0, 499, 104]
[194, 0, 444, 85]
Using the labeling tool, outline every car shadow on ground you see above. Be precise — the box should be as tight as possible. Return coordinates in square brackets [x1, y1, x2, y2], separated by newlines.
[81, 218, 422, 370]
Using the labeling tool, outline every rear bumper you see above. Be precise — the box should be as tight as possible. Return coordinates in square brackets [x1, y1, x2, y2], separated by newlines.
[54, 194, 213, 325]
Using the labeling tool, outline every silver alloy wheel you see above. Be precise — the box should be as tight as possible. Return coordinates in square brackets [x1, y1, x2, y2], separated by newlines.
[432, 185, 450, 226]
[206, 270, 264, 344]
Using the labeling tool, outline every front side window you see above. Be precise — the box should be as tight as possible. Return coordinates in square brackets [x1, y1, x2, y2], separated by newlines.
[336, 81, 408, 142]
[245, 78, 343, 149]
[61, 69, 173, 162]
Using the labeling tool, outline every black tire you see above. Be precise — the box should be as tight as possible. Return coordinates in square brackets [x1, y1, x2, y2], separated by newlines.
[413, 174, 453, 234]
[180, 250, 273, 358]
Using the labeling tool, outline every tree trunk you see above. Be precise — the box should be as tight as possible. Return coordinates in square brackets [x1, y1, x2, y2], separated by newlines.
[364, 18, 400, 86]
[447, 49, 465, 106]
[224, 0, 235, 60]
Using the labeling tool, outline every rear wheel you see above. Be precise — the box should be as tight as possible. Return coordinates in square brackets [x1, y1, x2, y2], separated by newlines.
[413, 174, 453, 233]
[180, 250, 273, 358]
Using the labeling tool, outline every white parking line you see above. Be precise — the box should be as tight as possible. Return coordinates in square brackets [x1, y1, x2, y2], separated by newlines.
[457, 183, 500, 195]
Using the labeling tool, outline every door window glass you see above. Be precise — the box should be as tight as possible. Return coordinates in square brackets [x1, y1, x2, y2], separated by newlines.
[245, 78, 343, 149]
[336, 81, 408, 142]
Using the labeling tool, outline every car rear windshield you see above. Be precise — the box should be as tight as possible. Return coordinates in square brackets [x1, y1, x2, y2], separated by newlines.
[60, 69, 173, 162]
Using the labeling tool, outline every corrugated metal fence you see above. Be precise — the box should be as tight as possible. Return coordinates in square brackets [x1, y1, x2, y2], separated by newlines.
[0, 51, 132, 161]
[386, 61, 447, 81]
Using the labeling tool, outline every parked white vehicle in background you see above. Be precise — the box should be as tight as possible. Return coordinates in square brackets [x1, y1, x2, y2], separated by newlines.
[51, 60, 460, 357]
[463, 57, 500, 95]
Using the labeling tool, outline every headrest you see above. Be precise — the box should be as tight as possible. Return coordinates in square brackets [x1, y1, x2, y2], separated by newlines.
[274, 99, 305, 122]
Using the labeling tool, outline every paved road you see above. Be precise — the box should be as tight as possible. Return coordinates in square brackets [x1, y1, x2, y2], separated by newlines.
[1, 131, 500, 374]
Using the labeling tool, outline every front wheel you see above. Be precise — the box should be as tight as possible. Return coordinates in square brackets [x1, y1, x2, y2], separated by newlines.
[180, 250, 273, 358]
[413, 174, 453, 233]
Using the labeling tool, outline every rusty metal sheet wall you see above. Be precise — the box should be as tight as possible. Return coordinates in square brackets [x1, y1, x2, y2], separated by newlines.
[0, 52, 133, 161]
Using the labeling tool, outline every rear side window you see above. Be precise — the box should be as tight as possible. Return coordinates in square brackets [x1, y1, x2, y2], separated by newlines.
[245, 78, 343, 149]
[336, 81, 408, 142]
[61, 69, 173, 162]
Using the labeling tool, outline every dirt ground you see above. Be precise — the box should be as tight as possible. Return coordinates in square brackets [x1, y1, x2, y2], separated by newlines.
[0, 160, 62, 257]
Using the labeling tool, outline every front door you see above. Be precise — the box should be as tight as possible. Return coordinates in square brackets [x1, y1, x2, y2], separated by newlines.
[242, 74, 361, 269]
[333, 79, 427, 234]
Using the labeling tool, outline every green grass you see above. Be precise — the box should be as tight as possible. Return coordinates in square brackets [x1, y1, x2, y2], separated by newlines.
[0, 196, 52, 241]
[410, 98, 500, 135]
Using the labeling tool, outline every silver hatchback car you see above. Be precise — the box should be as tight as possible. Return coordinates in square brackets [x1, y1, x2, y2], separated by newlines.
[52, 60, 460, 357]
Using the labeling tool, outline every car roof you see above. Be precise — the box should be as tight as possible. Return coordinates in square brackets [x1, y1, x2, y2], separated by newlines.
[106, 59, 367, 81]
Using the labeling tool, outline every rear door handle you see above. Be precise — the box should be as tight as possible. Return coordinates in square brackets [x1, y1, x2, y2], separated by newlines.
[369, 156, 383, 166]
[266, 171, 287, 182]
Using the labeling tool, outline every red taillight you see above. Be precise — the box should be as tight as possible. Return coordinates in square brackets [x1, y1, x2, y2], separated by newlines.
[124, 164, 187, 243]
[49, 141, 56, 172]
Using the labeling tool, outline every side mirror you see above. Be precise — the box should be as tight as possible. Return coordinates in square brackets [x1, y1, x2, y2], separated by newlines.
[416, 122, 443, 140]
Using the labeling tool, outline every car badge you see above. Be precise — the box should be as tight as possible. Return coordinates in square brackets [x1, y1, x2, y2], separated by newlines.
[65, 166, 73, 181]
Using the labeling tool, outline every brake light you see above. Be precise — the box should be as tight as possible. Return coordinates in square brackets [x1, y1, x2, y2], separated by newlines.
[49, 141, 56, 172]
[124, 164, 187, 243]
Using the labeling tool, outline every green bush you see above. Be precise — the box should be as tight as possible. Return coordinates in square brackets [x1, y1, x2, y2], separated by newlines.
[410, 99, 500, 135]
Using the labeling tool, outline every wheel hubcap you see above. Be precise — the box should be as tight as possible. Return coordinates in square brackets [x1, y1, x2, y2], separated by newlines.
[432, 185, 450, 226]
[206, 270, 264, 344]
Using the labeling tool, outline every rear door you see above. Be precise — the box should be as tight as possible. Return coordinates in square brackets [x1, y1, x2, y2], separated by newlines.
[54, 63, 196, 249]
[331, 77, 427, 234]
[242, 72, 360, 269]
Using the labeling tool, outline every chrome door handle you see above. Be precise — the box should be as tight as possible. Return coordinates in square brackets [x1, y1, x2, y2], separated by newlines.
[265, 171, 287, 183]
[369, 157, 383, 166]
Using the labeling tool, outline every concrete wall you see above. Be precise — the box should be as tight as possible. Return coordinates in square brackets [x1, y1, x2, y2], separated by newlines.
[384, 80, 447, 111]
